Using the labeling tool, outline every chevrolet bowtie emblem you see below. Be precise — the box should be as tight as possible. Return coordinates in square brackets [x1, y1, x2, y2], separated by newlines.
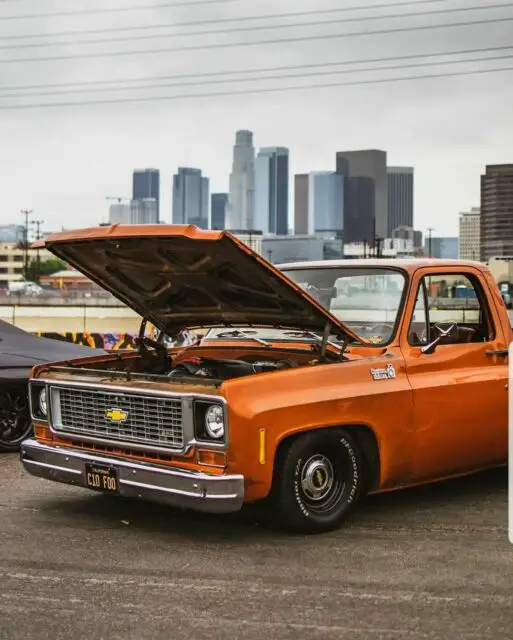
[105, 408, 128, 423]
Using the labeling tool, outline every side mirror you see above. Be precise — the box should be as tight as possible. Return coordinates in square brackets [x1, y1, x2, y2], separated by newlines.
[420, 324, 456, 355]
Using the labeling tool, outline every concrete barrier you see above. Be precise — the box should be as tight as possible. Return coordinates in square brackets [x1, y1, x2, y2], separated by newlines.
[0, 305, 140, 333]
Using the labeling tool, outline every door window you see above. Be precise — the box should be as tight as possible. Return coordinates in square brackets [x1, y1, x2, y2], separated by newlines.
[408, 273, 494, 346]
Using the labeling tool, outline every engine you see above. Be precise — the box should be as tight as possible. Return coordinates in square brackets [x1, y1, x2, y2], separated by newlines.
[168, 356, 296, 380]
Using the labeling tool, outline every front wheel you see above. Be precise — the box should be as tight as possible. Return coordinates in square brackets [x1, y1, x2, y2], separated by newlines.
[270, 429, 366, 533]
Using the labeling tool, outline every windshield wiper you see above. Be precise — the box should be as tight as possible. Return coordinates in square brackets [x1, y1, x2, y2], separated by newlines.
[215, 329, 270, 346]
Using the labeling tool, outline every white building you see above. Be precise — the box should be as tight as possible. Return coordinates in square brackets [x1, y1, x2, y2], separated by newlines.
[226, 130, 255, 230]
[108, 198, 158, 225]
[458, 207, 480, 260]
[344, 238, 416, 259]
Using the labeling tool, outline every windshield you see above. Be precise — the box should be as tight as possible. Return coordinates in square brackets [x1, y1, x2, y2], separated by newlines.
[203, 266, 407, 347]
[280, 266, 407, 345]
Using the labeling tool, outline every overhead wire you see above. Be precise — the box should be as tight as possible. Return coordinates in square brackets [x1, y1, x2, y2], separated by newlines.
[0, 3, 509, 51]
[1, 16, 512, 64]
[0, 0, 453, 41]
[0, 0, 252, 21]
[1, 64, 511, 110]
[2, 47, 512, 97]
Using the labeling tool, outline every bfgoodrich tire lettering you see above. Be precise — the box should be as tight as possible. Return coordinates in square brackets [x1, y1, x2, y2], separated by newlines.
[272, 429, 365, 534]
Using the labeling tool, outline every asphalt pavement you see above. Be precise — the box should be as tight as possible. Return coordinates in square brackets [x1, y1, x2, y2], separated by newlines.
[1, 453, 512, 640]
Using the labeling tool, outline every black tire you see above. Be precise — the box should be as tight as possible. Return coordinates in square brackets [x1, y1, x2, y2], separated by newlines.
[0, 386, 33, 453]
[270, 428, 366, 534]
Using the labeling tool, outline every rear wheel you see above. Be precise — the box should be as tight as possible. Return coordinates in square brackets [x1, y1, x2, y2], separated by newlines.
[270, 429, 366, 533]
[0, 387, 33, 452]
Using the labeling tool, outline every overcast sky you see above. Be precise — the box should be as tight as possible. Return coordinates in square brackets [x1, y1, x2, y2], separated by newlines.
[1, 0, 512, 239]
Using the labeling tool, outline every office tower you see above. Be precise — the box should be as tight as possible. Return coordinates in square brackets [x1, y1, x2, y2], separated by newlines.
[336, 149, 387, 239]
[132, 169, 160, 221]
[387, 166, 414, 234]
[294, 174, 309, 235]
[211, 193, 228, 229]
[254, 147, 289, 235]
[343, 177, 375, 244]
[458, 207, 480, 260]
[480, 164, 513, 261]
[172, 167, 209, 229]
[307, 171, 343, 235]
[227, 130, 255, 230]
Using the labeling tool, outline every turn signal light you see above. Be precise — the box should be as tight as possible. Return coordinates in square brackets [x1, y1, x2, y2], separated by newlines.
[197, 449, 227, 468]
[34, 425, 52, 441]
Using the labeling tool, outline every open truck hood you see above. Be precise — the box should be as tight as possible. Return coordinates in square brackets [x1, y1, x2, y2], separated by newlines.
[33, 225, 362, 344]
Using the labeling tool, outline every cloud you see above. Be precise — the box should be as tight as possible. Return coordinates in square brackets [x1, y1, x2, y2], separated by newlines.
[1, 0, 512, 237]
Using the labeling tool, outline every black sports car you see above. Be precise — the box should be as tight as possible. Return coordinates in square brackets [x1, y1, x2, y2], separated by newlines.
[0, 320, 106, 452]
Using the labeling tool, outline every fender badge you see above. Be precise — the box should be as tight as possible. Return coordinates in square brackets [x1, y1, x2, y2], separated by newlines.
[370, 363, 396, 380]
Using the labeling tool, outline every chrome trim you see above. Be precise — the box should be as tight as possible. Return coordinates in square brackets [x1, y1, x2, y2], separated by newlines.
[28, 380, 49, 424]
[20, 439, 244, 514]
[30, 377, 229, 455]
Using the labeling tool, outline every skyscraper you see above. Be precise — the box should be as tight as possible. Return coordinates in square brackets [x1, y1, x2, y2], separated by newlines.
[132, 169, 160, 221]
[254, 147, 289, 235]
[307, 171, 343, 235]
[336, 149, 387, 239]
[458, 207, 480, 260]
[480, 164, 513, 261]
[211, 193, 228, 229]
[387, 166, 414, 234]
[172, 167, 209, 229]
[227, 130, 255, 230]
[294, 174, 309, 235]
[343, 177, 375, 244]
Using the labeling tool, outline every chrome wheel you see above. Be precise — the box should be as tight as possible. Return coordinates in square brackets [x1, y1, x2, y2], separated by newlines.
[298, 451, 347, 515]
[301, 454, 335, 501]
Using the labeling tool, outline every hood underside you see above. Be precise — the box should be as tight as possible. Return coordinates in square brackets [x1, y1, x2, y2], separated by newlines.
[34, 224, 362, 343]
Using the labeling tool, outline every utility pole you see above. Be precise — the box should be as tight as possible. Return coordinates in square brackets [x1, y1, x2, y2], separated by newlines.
[20, 209, 33, 279]
[31, 219, 44, 282]
[427, 227, 434, 258]
[372, 215, 376, 257]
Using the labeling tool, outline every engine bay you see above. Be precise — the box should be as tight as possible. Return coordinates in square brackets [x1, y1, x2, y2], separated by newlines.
[55, 339, 346, 386]
[167, 355, 299, 380]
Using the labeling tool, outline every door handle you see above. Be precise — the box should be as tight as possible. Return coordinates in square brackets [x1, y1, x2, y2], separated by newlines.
[485, 349, 509, 357]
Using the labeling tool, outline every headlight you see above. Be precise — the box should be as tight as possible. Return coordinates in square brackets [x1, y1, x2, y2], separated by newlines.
[204, 405, 225, 439]
[39, 388, 47, 416]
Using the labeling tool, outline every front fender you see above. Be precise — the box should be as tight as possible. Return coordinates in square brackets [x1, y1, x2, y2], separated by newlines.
[222, 354, 414, 501]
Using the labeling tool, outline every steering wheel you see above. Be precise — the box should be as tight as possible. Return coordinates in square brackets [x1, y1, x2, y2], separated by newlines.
[366, 323, 395, 336]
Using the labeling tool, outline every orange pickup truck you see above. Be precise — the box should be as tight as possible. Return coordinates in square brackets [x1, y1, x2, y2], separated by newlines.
[20, 225, 511, 533]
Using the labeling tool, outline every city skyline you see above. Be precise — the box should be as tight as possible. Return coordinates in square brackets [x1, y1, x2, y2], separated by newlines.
[2, 1, 512, 239]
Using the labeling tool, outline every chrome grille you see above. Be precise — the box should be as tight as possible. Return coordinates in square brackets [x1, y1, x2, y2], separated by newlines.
[51, 386, 184, 450]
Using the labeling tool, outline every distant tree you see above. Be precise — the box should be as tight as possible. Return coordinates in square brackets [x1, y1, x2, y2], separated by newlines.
[26, 258, 68, 283]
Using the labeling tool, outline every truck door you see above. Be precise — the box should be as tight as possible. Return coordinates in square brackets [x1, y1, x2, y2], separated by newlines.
[401, 267, 508, 481]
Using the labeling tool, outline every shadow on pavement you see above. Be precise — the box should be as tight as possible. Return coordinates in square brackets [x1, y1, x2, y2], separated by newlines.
[31, 465, 507, 540]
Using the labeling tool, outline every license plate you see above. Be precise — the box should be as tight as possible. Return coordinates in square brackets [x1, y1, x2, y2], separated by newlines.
[85, 463, 119, 493]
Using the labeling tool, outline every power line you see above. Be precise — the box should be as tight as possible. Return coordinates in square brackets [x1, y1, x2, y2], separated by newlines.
[0, 0, 249, 21]
[0, 64, 511, 111]
[3, 51, 512, 99]
[3, 44, 509, 92]
[0, 0, 455, 41]
[1, 16, 512, 65]
[1, 3, 508, 51]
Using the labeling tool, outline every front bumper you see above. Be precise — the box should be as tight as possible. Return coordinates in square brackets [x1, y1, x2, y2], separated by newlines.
[20, 439, 245, 514]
